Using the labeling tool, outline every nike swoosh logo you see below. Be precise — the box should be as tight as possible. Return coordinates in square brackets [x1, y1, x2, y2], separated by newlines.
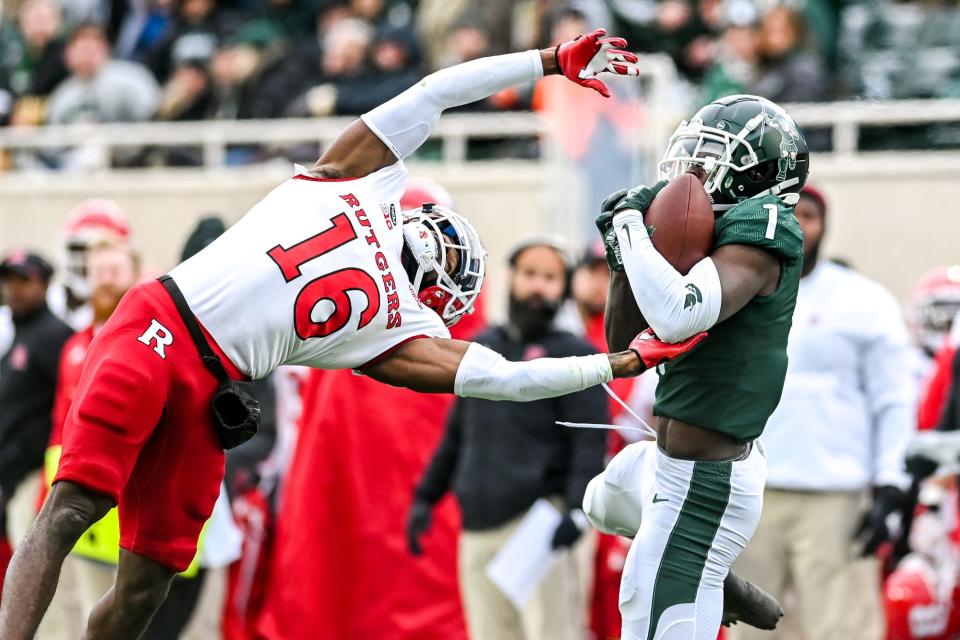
[622, 225, 632, 249]
[652, 494, 669, 504]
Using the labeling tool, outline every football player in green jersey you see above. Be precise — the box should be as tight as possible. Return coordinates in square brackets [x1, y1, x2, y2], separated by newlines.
[584, 95, 809, 640]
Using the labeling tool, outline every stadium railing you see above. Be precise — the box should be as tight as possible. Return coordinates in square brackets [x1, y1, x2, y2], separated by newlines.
[0, 45, 958, 173]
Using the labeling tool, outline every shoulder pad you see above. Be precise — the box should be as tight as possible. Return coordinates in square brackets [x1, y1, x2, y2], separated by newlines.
[715, 195, 803, 264]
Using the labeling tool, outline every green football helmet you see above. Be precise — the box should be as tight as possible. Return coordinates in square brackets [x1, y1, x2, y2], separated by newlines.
[659, 94, 810, 211]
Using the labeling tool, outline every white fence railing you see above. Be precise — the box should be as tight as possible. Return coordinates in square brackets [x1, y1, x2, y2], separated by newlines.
[784, 99, 960, 156]
[1, 93, 959, 169]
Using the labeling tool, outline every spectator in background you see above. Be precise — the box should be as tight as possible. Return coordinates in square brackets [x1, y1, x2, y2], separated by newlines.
[155, 57, 213, 123]
[246, 0, 319, 39]
[283, 17, 373, 117]
[54, 199, 133, 331]
[751, 5, 829, 103]
[339, 23, 421, 112]
[438, 19, 492, 68]
[608, 0, 712, 80]
[407, 237, 608, 640]
[110, 0, 174, 63]
[415, 0, 512, 70]
[46, 24, 161, 126]
[0, 0, 70, 127]
[349, 0, 389, 29]
[415, 0, 473, 70]
[147, 0, 248, 83]
[700, 12, 760, 103]
[730, 187, 917, 640]
[703, 4, 828, 104]
[908, 266, 960, 431]
[0, 252, 72, 548]
[207, 23, 286, 122]
[286, 20, 420, 118]
[909, 266, 960, 362]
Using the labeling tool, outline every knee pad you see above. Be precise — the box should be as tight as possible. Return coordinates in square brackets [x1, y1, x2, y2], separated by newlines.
[46, 483, 113, 540]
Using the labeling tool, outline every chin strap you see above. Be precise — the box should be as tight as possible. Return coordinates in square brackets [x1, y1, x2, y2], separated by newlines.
[756, 177, 800, 198]
[419, 285, 452, 315]
[712, 180, 801, 212]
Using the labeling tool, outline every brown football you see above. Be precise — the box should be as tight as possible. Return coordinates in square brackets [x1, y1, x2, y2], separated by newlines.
[644, 173, 716, 275]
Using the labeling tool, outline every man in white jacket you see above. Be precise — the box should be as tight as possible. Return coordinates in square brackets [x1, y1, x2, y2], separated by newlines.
[729, 186, 918, 640]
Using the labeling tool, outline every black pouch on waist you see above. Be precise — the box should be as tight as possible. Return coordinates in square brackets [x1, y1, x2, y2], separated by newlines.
[159, 275, 261, 450]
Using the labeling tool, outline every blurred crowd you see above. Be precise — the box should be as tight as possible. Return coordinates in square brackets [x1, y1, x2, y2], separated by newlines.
[2, 185, 960, 639]
[2, 0, 960, 145]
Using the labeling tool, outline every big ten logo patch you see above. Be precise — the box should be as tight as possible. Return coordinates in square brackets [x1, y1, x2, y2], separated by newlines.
[137, 319, 173, 358]
[380, 203, 397, 230]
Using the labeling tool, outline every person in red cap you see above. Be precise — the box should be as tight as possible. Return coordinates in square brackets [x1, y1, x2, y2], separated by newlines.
[0, 251, 73, 549]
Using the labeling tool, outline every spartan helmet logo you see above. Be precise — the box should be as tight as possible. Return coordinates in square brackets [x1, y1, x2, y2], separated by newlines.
[778, 137, 799, 182]
[764, 113, 801, 182]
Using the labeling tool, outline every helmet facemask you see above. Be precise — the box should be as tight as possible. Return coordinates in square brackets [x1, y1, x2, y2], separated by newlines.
[401, 204, 485, 327]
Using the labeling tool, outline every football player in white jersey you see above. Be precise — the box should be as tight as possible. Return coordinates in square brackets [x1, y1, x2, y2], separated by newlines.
[0, 30, 708, 640]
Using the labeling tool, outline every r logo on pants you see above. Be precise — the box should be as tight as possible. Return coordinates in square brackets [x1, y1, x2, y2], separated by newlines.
[137, 319, 173, 358]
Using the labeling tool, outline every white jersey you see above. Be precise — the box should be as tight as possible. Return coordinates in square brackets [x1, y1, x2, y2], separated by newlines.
[169, 161, 449, 379]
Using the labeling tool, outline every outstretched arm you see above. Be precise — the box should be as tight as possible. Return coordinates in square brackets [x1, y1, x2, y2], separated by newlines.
[315, 29, 638, 178]
[362, 330, 705, 401]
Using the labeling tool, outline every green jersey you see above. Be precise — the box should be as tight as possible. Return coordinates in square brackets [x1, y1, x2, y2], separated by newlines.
[652, 195, 804, 442]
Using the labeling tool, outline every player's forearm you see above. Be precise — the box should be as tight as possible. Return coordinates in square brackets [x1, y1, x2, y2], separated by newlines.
[454, 342, 641, 402]
[614, 210, 721, 343]
[606, 271, 648, 351]
[361, 50, 554, 160]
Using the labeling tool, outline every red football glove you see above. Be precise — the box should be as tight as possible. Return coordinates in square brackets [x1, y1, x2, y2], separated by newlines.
[629, 329, 707, 371]
[555, 28, 639, 98]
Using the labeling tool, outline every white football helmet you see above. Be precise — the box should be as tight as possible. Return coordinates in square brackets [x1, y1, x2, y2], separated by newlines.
[401, 203, 485, 327]
[909, 265, 960, 354]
